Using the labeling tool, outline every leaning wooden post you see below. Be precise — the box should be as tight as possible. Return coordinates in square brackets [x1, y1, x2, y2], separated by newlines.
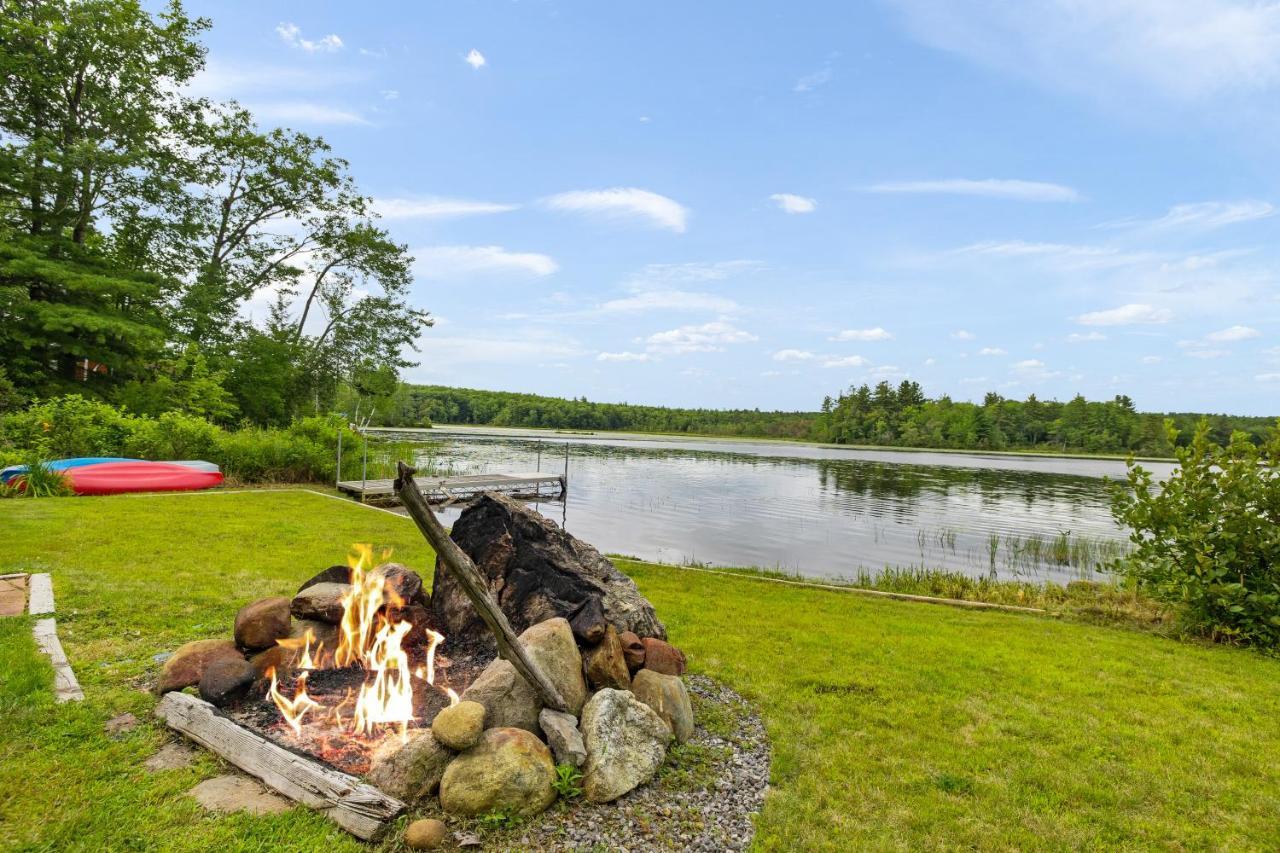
[393, 462, 568, 713]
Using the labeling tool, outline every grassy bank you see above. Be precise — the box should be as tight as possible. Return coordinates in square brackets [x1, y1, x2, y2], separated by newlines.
[2, 491, 1277, 849]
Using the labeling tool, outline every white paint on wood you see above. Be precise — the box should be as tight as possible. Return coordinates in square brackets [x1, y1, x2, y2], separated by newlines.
[32, 618, 84, 702]
[154, 693, 404, 840]
[27, 573, 54, 615]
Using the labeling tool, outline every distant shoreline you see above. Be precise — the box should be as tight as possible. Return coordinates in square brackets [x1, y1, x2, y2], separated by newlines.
[364, 422, 1177, 464]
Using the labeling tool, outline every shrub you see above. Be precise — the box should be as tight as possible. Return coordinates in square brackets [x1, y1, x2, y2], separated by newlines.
[1110, 419, 1280, 647]
[123, 412, 222, 461]
[0, 458, 73, 498]
[0, 395, 131, 457]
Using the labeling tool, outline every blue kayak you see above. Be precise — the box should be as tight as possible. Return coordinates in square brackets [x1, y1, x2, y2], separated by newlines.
[0, 457, 138, 484]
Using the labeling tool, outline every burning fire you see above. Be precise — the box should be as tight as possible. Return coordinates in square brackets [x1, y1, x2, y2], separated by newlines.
[267, 543, 458, 746]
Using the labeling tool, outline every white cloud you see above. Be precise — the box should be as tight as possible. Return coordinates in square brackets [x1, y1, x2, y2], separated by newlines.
[923, 357, 936, 366]
[465, 49, 486, 69]
[596, 290, 738, 315]
[831, 327, 893, 342]
[247, 102, 369, 126]
[597, 351, 652, 363]
[978, 347, 1006, 355]
[412, 245, 558, 278]
[380, 89, 399, 100]
[543, 188, 689, 233]
[770, 193, 817, 214]
[772, 349, 816, 361]
[822, 355, 870, 368]
[622, 260, 761, 286]
[867, 178, 1079, 202]
[888, 0, 1280, 102]
[1257, 372, 1280, 382]
[1114, 200, 1275, 231]
[951, 329, 976, 340]
[643, 322, 757, 354]
[956, 240, 1148, 270]
[373, 196, 519, 219]
[276, 22, 343, 53]
[1011, 358, 1061, 379]
[1186, 349, 1231, 359]
[409, 334, 584, 373]
[1141, 355, 1163, 364]
[1075, 303, 1173, 326]
[1066, 332, 1107, 343]
[1206, 324, 1261, 342]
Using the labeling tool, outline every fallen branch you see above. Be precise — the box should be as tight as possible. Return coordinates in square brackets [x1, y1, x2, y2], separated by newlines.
[155, 692, 403, 840]
[394, 461, 569, 713]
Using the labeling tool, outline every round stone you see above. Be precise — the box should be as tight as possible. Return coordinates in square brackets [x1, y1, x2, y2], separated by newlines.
[438, 727, 557, 817]
[431, 700, 486, 750]
[404, 818, 448, 849]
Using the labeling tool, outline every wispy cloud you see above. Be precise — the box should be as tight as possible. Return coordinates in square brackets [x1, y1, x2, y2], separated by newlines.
[867, 178, 1079, 202]
[596, 291, 738, 315]
[543, 188, 689, 233]
[773, 349, 816, 361]
[276, 22, 343, 53]
[956, 240, 1149, 270]
[1106, 200, 1275, 231]
[248, 102, 369, 126]
[410, 334, 584, 372]
[412, 245, 558, 278]
[770, 193, 817, 214]
[597, 351, 652, 363]
[1075, 303, 1173, 326]
[1257, 372, 1280, 382]
[823, 355, 870, 368]
[978, 347, 1006, 356]
[794, 66, 833, 93]
[644, 322, 757, 354]
[951, 329, 976, 340]
[888, 0, 1280, 103]
[831, 327, 893, 342]
[465, 49, 487, 69]
[1206, 324, 1261, 342]
[373, 196, 519, 219]
[1066, 331, 1107, 343]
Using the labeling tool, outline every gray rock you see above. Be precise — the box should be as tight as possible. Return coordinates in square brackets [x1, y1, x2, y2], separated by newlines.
[366, 729, 453, 802]
[187, 774, 291, 815]
[580, 688, 672, 803]
[460, 617, 588, 733]
[539, 708, 587, 767]
[438, 727, 556, 817]
[199, 657, 257, 707]
[431, 700, 485, 751]
[631, 669, 694, 743]
[434, 493, 666, 647]
[290, 582, 350, 624]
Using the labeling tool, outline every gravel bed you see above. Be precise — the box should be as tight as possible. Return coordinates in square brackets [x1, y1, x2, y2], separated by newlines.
[443, 675, 770, 852]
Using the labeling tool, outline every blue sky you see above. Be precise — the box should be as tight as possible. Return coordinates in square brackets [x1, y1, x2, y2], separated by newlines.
[187, 0, 1280, 415]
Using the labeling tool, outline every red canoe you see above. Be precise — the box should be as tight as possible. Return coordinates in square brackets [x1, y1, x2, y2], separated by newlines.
[65, 461, 224, 495]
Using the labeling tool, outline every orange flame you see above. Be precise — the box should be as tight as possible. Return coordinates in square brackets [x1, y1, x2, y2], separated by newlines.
[267, 667, 322, 736]
[276, 627, 324, 670]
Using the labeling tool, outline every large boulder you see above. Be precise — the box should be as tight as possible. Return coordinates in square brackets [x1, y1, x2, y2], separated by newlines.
[291, 582, 350, 623]
[438, 727, 557, 817]
[433, 493, 665, 647]
[367, 729, 453, 802]
[631, 670, 694, 743]
[580, 688, 672, 803]
[156, 639, 243, 694]
[233, 596, 292, 651]
[460, 617, 588, 733]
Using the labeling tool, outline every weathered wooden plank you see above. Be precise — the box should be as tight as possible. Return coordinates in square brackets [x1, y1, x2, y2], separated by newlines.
[32, 618, 83, 702]
[27, 572, 54, 615]
[393, 462, 570, 713]
[154, 693, 404, 840]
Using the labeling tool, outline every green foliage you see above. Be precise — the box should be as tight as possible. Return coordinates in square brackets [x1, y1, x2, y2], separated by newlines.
[115, 344, 238, 423]
[552, 763, 584, 799]
[0, 394, 131, 457]
[0, 457, 72, 498]
[476, 808, 522, 830]
[1111, 419, 1280, 647]
[385, 384, 814, 437]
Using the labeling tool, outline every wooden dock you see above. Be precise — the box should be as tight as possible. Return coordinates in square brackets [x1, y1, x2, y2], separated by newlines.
[337, 472, 566, 503]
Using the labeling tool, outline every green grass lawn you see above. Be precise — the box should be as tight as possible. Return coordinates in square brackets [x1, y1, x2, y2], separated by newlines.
[2, 490, 1278, 850]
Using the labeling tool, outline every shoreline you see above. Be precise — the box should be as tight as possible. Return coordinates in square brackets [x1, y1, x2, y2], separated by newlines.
[366, 422, 1176, 464]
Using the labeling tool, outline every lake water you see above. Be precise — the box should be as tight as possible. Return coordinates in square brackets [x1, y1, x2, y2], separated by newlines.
[377, 426, 1177, 585]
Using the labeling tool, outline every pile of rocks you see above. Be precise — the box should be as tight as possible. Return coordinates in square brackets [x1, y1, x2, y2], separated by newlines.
[369, 613, 693, 817]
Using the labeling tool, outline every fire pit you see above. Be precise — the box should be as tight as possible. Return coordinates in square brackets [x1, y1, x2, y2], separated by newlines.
[152, 466, 746, 844]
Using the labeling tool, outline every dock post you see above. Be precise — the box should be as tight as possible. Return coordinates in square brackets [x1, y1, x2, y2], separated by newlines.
[536, 440, 542, 472]
[561, 443, 569, 497]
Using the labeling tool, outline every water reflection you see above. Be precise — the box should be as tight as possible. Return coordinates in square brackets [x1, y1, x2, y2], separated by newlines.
[388, 428, 1159, 584]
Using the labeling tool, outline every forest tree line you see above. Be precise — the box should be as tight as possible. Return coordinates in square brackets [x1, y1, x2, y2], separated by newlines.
[367, 383, 1275, 455]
